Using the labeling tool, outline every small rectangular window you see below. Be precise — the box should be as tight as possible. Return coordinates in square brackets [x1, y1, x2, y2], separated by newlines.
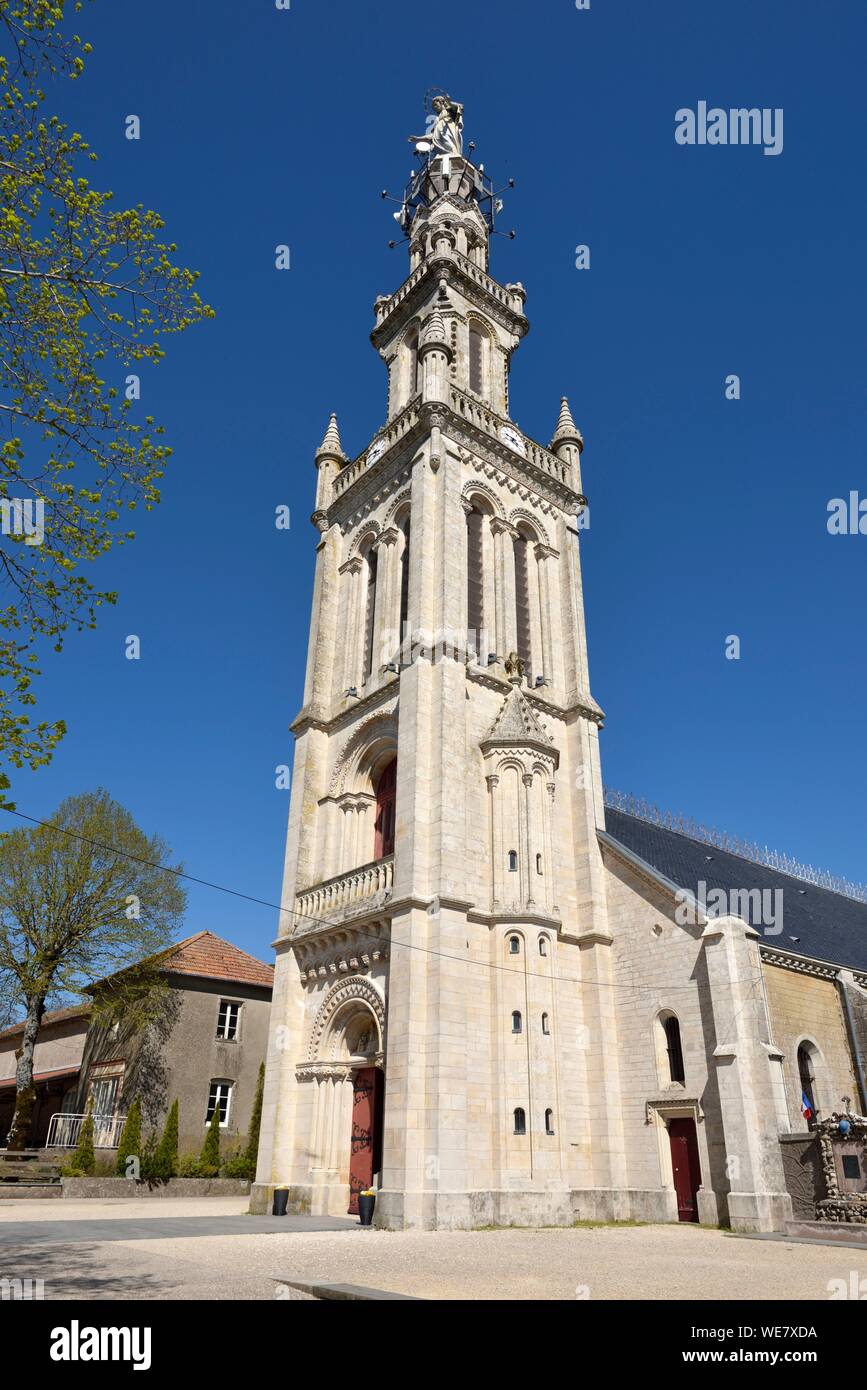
[842, 1155, 861, 1180]
[217, 1001, 241, 1041]
[206, 1081, 233, 1127]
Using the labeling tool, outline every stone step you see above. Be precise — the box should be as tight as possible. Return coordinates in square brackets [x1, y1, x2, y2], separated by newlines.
[784, 1220, 867, 1247]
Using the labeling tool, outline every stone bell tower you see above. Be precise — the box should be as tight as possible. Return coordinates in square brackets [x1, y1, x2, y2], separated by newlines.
[252, 95, 628, 1228]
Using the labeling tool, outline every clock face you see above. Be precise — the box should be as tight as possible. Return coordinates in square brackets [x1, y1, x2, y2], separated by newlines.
[499, 425, 526, 456]
[367, 439, 387, 466]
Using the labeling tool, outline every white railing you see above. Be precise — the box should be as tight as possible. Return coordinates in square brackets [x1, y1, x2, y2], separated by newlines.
[295, 855, 394, 929]
[45, 1112, 126, 1150]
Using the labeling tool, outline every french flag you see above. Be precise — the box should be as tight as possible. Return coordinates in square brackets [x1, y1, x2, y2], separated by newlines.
[800, 1091, 813, 1121]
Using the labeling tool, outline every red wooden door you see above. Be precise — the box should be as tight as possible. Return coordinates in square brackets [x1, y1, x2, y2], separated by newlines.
[348, 1066, 383, 1215]
[668, 1118, 701, 1222]
[374, 759, 397, 859]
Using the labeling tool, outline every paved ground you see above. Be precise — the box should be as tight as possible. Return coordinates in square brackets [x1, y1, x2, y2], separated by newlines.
[0, 1199, 864, 1299]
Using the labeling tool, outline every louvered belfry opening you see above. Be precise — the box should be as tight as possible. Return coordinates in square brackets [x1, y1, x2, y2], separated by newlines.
[466, 508, 484, 659]
[513, 532, 532, 679]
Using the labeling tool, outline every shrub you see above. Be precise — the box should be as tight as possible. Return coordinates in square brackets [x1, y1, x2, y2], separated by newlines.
[177, 1152, 205, 1178]
[153, 1099, 179, 1181]
[71, 1109, 95, 1176]
[199, 1103, 221, 1177]
[139, 1130, 159, 1183]
[115, 1098, 142, 1178]
[220, 1153, 254, 1180]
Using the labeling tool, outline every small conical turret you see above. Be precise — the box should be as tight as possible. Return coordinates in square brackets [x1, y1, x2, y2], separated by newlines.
[550, 396, 583, 454]
[316, 412, 347, 464]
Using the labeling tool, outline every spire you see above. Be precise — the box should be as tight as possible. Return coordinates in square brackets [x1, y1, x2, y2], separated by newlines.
[316, 412, 346, 464]
[421, 306, 447, 347]
[550, 396, 583, 453]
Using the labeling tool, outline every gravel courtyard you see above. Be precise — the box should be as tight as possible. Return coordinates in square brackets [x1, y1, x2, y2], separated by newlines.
[0, 1199, 863, 1300]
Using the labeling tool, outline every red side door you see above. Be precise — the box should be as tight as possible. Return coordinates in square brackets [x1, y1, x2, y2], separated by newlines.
[348, 1066, 383, 1215]
[668, 1118, 702, 1222]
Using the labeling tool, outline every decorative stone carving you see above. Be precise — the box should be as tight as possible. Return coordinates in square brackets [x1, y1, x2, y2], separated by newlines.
[306, 974, 387, 1063]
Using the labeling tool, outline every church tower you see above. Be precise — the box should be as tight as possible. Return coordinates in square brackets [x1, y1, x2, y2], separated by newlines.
[253, 95, 630, 1229]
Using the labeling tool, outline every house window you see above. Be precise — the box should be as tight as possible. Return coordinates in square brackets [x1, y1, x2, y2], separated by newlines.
[664, 1015, 685, 1086]
[538, 936, 548, 956]
[507, 849, 518, 872]
[217, 1001, 241, 1041]
[508, 935, 520, 955]
[545, 1108, 555, 1135]
[206, 1080, 233, 1128]
[511, 1010, 522, 1034]
[541, 1012, 550, 1035]
[374, 758, 397, 859]
[513, 1107, 526, 1136]
[89, 1074, 120, 1117]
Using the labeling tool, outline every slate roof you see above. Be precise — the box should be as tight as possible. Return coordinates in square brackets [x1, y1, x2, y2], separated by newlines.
[603, 809, 867, 975]
[159, 931, 274, 989]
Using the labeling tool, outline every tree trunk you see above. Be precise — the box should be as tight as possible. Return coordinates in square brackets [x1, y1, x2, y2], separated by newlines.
[6, 997, 46, 1151]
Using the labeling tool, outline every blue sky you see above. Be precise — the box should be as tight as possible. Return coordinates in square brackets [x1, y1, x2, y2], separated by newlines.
[13, 0, 866, 960]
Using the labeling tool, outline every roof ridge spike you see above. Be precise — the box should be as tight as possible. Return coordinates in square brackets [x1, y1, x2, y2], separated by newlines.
[603, 786, 867, 905]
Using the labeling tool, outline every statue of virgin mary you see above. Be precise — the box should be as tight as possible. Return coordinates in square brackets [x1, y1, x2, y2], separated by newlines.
[410, 93, 464, 158]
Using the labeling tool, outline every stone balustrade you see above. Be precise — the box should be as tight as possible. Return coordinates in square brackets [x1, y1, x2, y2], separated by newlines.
[295, 855, 394, 929]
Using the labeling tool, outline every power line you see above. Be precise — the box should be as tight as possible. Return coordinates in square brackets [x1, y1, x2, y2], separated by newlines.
[0, 804, 768, 1000]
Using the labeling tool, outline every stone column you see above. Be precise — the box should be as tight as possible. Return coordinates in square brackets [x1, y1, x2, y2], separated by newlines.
[492, 518, 518, 658]
[535, 543, 557, 687]
[339, 556, 363, 693]
[701, 915, 794, 1232]
[373, 527, 399, 673]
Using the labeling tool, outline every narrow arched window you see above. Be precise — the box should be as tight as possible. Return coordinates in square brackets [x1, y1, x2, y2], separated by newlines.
[507, 850, 518, 872]
[508, 935, 520, 955]
[363, 545, 378, 680]
[399, 515, 411, 639]
[469, 326, 484, 395]
[798, 1045, 817, 1121]
[466, 507, 484, 660]
[538, 936, 548, 956]
[541, 1012, 550, 1035]
[513, 533, 532, 680]
[511, 1010, 522, 1034]
[513, 1107, 526, 1136]
[545, 1108, 555, 1135]
[664, 1015, 685, 1085]
[407, 327, 420, 397]
[536, 853, 543, 875]
[374, 758, 397, 859]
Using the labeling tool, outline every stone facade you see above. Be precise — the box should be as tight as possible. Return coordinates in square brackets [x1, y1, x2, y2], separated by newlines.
[252, 105, 867, 1232]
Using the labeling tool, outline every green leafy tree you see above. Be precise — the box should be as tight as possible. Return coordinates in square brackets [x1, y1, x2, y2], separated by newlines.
[0, 1, 213, 800]
[200, 1101, 221, 1176]
[153, 1098, 178, 1181]
[0, 788, 186, 1149]
[71, 1104, 94, 1175]
[114, 1096, 141, 1178]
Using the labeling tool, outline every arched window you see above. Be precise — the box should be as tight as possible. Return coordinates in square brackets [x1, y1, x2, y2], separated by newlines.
[507, 849, 518, 872]
[538, 936, 548, 956]
[511, 1010, 522, 1034]
[466, 507, 484, 660]
[508, 935, 520, 955]
[545, 1108, 555, 1135]
[513, 1107, 526, 1136]
[373, 758, 397, 859]
[536, 853, 543, 875]
[362, 545, 378, 680]
[541, 1012, 550, 1035]
[398, 514, 411, 640]
[469, 325, 484, 395]
[664, 1015, 685, 1085]
[513, 533, 533, 680]
[798, 1044, 818, 1122]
